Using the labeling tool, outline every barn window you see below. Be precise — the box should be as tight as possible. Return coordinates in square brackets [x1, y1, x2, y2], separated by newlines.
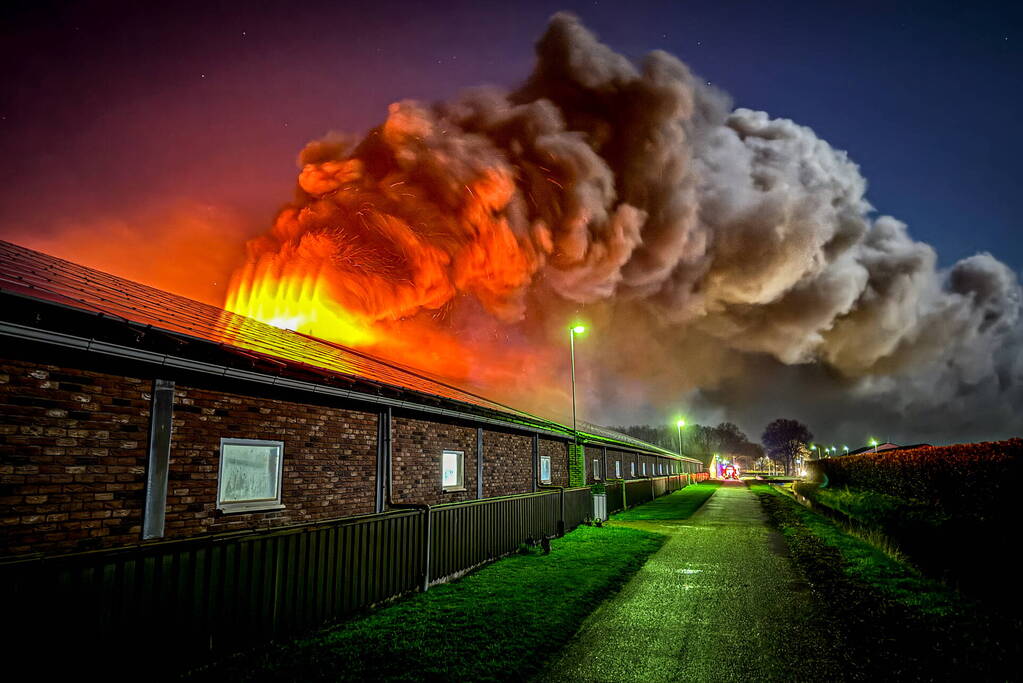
[539, 455, 552, 484]
[615, 460, 621, 478]
[642, 462, 647, 476]
[631, 462, 636, 477]
[442, 450, 465, 491]
[217, 438, 285, 513]
[592, 458, 601, 480]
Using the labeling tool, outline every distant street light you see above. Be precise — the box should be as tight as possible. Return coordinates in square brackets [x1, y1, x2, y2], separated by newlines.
[870, 438, 879, 454]
[569, 324, 586, 441]
[811, 444, 820, 459]
[843, 445, 849, 454]
[676, 418, 686, 458]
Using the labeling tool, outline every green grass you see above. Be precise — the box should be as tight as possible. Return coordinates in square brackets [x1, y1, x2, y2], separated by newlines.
[611, 481, 720, 520]
[755, 483, 952, 615]
[750, 482, 1021, 680]
[794, 482, 949, 530]
[187, 524, 665, 682]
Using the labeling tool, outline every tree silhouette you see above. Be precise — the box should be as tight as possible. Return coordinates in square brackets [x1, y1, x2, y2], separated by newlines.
[761, 419, 813, 475]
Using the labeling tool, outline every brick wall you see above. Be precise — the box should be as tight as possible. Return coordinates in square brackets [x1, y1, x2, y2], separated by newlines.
[0, 359, 150, 556]
[0, 359, 386, 557]
[607, 449, 627, 479]
[166, 386, 377, 537]
[391, 416, 478, 505]
[482, 429, 533, 498]
[539, 437, 569, 486]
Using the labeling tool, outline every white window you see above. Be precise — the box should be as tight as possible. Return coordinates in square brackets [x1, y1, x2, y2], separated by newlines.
[539, 454, 552, 484]
[442, 450, 465, 491]
[217, 438, 284, 513]
[631, 462, 636, 477]
[659, 463, 664, 474]
[615, 460, 621, 478]
[642, 462, 646, 475]
[592, 458, 601, 480]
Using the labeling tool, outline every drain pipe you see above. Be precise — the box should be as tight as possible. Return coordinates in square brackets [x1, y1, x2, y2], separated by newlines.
[538, 485, 566, 537]
[381, 406, 433, 592]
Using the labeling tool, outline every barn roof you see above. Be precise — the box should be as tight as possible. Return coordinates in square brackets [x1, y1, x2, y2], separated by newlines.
[0, 240, 690, 460]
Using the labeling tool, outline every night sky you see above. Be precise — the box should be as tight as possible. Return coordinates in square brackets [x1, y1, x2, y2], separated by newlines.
[1, 0, 1020, 442]
[2, 0, 1019, 271]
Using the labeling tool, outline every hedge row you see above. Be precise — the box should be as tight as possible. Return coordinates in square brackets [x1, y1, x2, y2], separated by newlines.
[807, 439, 1023, 515]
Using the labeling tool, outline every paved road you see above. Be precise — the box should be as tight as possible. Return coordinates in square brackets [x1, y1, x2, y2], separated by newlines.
[536, 481, 840, 682]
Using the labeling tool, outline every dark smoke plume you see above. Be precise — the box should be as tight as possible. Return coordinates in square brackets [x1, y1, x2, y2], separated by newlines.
[235, 13, 1023, 444]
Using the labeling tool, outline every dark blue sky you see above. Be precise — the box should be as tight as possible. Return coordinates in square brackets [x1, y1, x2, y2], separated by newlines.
[1, 0, 1020, 273]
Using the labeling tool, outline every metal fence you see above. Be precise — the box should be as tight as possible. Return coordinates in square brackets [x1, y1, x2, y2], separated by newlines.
[1, 486, 593, 672]
[1, 479, 683, 673]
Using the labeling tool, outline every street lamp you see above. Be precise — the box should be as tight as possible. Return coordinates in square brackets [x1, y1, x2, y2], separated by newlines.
[870, 438, 878, 454]
[569, 325, 586, 439]
[843, 445, 849, 455]
[811, 444, 819, 459]
[676, 419, 686, 458]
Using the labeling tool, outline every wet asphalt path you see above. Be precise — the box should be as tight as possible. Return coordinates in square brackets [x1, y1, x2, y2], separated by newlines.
[536, 481, 839, 682]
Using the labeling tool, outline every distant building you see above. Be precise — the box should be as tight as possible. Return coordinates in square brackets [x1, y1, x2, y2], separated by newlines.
[844, 442, 931, 456]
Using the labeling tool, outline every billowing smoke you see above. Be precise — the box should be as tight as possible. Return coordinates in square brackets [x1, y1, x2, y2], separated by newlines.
[229, 13, 1022, 443]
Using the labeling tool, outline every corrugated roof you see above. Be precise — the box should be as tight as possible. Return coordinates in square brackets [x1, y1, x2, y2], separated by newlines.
[0, 240, 685, 458]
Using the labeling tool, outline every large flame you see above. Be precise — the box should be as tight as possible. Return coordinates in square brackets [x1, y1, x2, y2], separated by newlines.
[223, 104, 556, 388]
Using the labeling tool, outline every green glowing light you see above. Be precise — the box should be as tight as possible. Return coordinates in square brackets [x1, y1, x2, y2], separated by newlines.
[676, 419, 686, 428]
[571, 325, 586, 334]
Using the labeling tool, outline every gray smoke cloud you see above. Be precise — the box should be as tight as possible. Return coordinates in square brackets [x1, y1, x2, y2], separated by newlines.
[242, 12, 1022, 444]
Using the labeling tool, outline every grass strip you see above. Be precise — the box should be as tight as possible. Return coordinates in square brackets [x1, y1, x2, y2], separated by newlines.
[612, 481, 720, 520]
[187, 523, 664, 682]
[751, 482, 1021, 681]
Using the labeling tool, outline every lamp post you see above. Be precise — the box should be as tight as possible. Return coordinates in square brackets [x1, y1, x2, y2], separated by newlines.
[676, 419, 686, 458]
[843, 445, 849, 455]
[569, 325, 585, 439]
[870, 438, 878, 454]
[811, 444, 819, 460]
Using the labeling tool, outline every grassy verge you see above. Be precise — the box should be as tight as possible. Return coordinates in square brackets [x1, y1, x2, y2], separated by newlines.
[612, 481, 720, 520]
[751, 483, 1021, 681]
[792, 481, 1016, 607]
[186, 524, 664, 682]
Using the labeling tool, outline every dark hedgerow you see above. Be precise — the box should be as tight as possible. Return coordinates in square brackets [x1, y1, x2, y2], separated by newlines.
[186, 524, 664, 682]
[807, 439, 1022, 515]
[804, 439, 1022, 605]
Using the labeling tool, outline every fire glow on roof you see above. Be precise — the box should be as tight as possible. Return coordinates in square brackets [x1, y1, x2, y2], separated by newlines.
[0, 240, 686, 458]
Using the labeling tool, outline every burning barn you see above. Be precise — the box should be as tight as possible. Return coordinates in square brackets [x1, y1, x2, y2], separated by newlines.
[0, 240, 702, 671]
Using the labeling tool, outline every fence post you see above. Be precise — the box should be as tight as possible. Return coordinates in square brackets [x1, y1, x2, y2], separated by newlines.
[422, 505, 432, 592]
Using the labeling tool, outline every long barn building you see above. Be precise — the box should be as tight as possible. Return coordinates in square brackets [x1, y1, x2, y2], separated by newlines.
[0, 240, 703, 671]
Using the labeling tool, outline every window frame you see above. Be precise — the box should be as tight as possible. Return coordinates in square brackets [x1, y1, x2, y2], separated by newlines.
[615, 460, 621, 478]
[592, 458, 601, 480]
[642, 462, 647, 476]
[442, 449, 465, 492]
[631, 461, 636, 477]
[539, 454, 552, 484]
[217, 438, 285, 514]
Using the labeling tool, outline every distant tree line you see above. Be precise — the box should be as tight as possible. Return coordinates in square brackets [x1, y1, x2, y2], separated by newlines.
[616, 417, 815, 475]
[613, 422, 765, 469]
